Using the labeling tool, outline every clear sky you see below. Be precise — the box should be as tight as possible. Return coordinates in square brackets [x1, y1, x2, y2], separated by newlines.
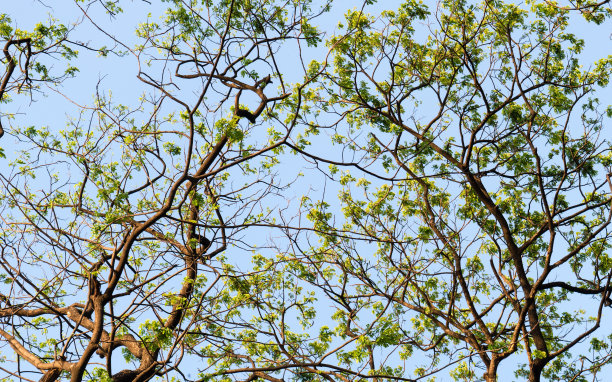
[1, 1, 611, 381]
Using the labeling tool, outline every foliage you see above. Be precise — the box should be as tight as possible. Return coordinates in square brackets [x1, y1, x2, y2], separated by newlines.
[0, 0, 611, 381]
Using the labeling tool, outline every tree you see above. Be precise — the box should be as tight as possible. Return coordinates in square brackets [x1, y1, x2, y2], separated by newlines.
[0, 1, 327, 381]
[0, 0, 611, 382]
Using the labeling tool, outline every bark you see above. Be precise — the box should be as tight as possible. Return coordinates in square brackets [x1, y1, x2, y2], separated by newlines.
[39, 369, 61, 382]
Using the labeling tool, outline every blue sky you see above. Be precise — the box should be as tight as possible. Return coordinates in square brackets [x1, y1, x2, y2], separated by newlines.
[1, 0, 611, 381]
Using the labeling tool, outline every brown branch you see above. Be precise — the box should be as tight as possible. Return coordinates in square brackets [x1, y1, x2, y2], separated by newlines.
[0, 38, 31, 138]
